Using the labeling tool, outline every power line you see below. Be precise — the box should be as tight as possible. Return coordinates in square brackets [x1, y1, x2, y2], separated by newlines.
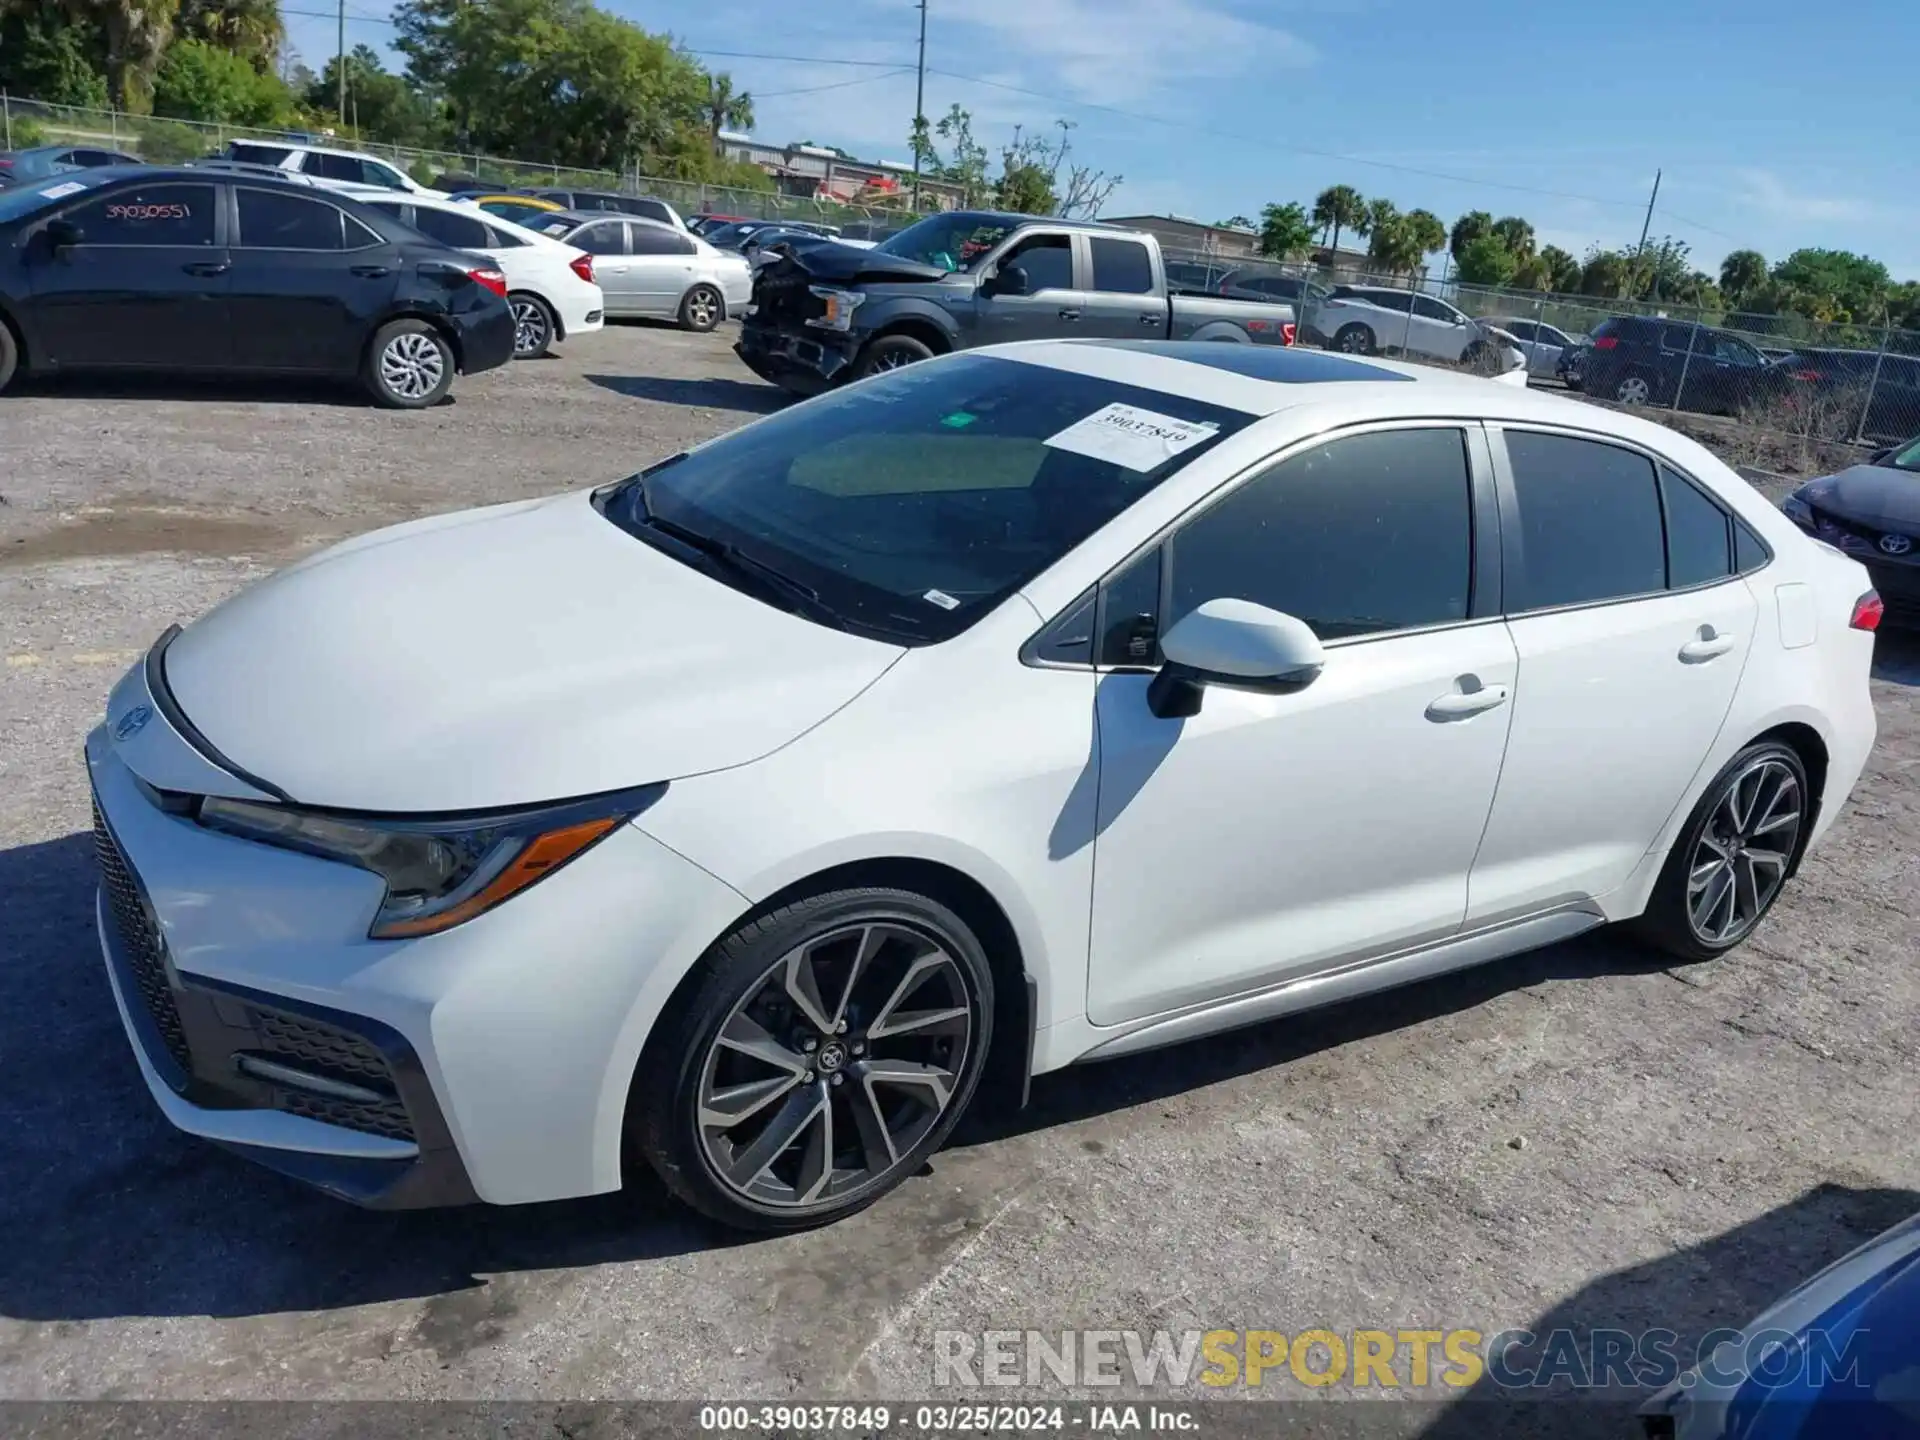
[755, 68, 914, 99]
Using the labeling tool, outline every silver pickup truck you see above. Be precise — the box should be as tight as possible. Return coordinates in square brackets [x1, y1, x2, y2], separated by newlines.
[735, 210, 1298, 396]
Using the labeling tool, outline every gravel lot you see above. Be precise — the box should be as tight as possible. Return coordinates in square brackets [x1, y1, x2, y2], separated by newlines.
[2, 324, 1917, 1431]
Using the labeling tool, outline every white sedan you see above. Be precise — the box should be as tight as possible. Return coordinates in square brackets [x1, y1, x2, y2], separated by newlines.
[1483, 315, 1581, 379]
[356, 192, 604, 359]
[88, 341, 1878, 1231]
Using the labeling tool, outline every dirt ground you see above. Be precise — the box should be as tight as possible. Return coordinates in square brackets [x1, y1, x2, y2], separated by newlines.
[2, 324, 1917, 1434]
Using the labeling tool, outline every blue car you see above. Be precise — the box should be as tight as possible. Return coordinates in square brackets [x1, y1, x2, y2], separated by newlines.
[1641, 1211, 1920, 1437]
[0, 143, 143, 188]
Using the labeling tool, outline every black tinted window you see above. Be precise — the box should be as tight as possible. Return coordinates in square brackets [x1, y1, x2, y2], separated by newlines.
[1661, 324, 1698, 352]
[1090, 238, 1154, 295]
[1167, 428, 1474, 641]
[1004, 235, 1073, 291]
[236, 188, 346, 249]
[411, 207, 492, 249]
[304, 152, 362, 182]
[576, 222, 625, 255]
[1100, 549, 1163, 665]
[1734, 519, 1771, 574]
[67, 184, 216, 246]
[229, 143, 291, 165]
[1662, 468, 1732, 588]
[630, 224, 694, 256]
[483, 223, 527, 247]
[1505, 432, 1665, 610]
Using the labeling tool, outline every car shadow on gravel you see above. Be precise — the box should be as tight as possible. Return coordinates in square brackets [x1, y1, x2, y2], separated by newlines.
[9, 374, 374, 407]
[0, 831, 740, 1325]
[585, 373, 787, 413]
[1872, 627, 1920, 687]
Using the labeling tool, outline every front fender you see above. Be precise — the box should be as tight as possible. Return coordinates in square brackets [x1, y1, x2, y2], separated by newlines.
[853, 294, 966, 350]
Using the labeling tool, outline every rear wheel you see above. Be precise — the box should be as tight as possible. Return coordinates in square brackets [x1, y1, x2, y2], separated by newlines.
[1333, 323, 1376, 355]
[679, 284, 723, 332]
[1633, 741, 1808, 963]
[855, 334, 935, 379]
[364, 319, 454, 409]
[0, 321, 18, 393]
[509, 292, 556, 358]
[1614, 370, 1655, 406]
[633, 886, 995, 1231]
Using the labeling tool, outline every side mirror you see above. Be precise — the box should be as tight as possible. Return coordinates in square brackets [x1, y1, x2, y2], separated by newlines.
[986, 262, 1031, 297]
[1146, 598, 1326, 719]
[45, 217, 83, 251]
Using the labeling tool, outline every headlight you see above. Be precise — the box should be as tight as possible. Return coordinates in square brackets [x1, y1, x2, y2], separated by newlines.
[807, 286, 866, 332]
[197, 785, 662, 939]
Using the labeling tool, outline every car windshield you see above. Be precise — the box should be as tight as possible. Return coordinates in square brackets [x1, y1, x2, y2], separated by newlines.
[874, 213, 1019, 272]
[596, 353, 1255, 644]
[0, 170, 109, 222]
[1889, 437, 1920, 472]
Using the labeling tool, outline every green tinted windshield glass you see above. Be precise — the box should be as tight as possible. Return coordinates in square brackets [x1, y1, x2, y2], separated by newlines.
[874, 213, 1018, 272]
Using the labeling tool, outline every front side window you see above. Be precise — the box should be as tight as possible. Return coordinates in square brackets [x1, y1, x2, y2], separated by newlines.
[363, 160, 411, 190]
[1090, 237, 1154, 295]
[1166, 427, 1475, 642]
[1412, 295, 1457, 322]
[303, 152, 361, 182]
[575, 222, 626, 254]
[65, 184, 216, 246]
[228, 142, 292, 166]
[1000, 234, 1073, 292]
[236, 188, 347, 249]
[630, 225, 694, 256]
[1504, 431, 1666, 611]
[599, 354, 1254, 644]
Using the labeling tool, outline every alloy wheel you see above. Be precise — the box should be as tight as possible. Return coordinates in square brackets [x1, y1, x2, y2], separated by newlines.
[873, 348, 917, 371]
[380, 332, 445, 400]
[686, 288, 719, 328]
[510, 298, 550, 357]
[1336, 327, 1370, 353]
[1617, 375, 1652, 405]
[1687, 757, 1802, 945]
[695, 921, 975, 1210]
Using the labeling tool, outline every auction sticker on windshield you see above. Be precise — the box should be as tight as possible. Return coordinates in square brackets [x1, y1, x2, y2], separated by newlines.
[1044, 403, 1221, 473]
[39, 181, 87, 200]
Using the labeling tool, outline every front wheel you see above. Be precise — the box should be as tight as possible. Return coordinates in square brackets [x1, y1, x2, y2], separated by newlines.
[0, 321, 18, 394]
[679, 284, 723, 333]
[363, 319, 454, 409]
[1633, 741, 1809, 963]
[854, 334, 935, 379]
[509, 293, 556, 358]
[632, 886, 995, 1231]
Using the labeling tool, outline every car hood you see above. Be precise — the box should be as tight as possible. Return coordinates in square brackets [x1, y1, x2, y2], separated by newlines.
[1805, 463, 1920, 530]
[158, 492, 904, 812]
[765, 239, 951, 285]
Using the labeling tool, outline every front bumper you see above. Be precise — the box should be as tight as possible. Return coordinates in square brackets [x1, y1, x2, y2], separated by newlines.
[734, 320, 855, 394]
[86, 725, 749, 1207]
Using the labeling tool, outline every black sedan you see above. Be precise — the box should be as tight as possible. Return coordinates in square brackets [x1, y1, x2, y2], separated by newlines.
[0, 167, 515, 407]
[1781, 435, 1920, 626]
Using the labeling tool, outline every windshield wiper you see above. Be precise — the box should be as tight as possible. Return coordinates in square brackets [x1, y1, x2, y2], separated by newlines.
[630, 481, 848, 620]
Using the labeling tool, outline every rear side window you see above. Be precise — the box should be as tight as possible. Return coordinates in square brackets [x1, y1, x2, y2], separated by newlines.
[1734, 520, 1771, 573]
[1661, 468, 1733, 588]
[236, 188, 347, 249]
[1166, 427, 1475, 641]
[410, 207, 492, 250]
[1090, 237, 1154, 295]
[65, 184, 216, 246]
[1504, 431, 1666, 610]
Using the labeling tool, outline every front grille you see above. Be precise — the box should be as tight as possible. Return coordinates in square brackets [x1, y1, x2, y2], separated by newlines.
[92, 799, 192, 1075]
[750, 258, 826, 328]
[243, 1006, 416, 1144]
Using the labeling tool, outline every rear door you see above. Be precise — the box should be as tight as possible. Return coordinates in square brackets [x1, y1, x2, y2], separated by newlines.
[26, 180, 231, 369]
[1074, 234, 1165, 340]
[976, 229, 1081, 344]
[226, 186, 399, 373]
[570, 220, 635, 312]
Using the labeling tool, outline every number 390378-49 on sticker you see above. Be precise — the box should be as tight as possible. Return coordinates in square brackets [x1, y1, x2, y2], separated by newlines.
[1043, 403, 1220, 473]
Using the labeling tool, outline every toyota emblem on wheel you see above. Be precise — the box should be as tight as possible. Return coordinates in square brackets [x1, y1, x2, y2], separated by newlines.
[113, 704, 152, 741]
[1880, 532, 1914, 556]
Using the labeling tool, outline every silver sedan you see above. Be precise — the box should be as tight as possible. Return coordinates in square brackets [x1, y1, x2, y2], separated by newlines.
[530, 211, 752, 332]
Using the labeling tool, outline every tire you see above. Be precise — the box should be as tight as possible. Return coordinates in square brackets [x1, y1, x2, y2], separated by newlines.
[855, 334, 936, 379]
[0, 320, 18, 394]
[1632, 740, 1809, 964]
[508, 292, 556, 359]
[1333, 323, 1376, 355]
[1614, 370, 1655, 406]
[679, 284, 723, 333]
[632, 886, 996, 1232]
[363, 319, 454, 409]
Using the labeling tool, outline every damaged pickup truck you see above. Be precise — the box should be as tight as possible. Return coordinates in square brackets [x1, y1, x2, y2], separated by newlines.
[735, 210, 1298, 396]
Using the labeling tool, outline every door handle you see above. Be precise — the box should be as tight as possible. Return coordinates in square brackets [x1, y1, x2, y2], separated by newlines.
[1058, 308, 1081, 321]
[1679, 633, 1736, 663]
[181, 261, 229, 277]
[350, 265, 392, 278]
[1139, 313, 1161, 326]
[1425, 683, 1509, 721]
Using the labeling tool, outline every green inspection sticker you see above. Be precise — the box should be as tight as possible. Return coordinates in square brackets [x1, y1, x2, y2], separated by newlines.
[940, 411, 978, 428]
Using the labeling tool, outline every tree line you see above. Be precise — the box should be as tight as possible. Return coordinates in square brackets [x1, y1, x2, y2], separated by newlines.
[1227, 185, 1920, 333]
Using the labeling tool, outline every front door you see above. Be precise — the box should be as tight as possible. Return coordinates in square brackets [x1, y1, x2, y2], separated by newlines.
[26, 180, 231, 369]
[225, 187, 398, 374]
[1466, 427, 1756, 925]
[626, 223, 699, 316]
[1086, 425, 1517, 1025]
[977, 231, 1083, 345]
[572, 220, 636, 313]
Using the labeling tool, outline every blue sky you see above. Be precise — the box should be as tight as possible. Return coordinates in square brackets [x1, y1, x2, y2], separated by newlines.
[285, 0, 1920, 280]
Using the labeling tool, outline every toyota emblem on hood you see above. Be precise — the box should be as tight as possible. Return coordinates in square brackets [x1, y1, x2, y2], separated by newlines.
[1880, 533, 1914, 556]
[113, 704, 153, 741]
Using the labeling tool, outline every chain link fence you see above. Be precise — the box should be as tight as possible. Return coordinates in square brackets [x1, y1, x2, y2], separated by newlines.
[1162, 245, 1920, 475]
[0, 93, 929, 232]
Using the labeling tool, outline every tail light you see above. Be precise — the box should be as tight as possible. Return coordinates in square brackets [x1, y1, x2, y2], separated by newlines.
[1281, 322, 1297, 347]
[467, 266, 508, 298]
[1791, 369, 1821, 382]
[569, 254, 595, 285]
[1592, 335, 1619, 350]
[1850, 591, 1883, 632]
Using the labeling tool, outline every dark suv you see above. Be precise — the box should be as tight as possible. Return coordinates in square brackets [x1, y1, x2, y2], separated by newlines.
[1579, 315, 1791, 416]
[533, 189, 682, 230]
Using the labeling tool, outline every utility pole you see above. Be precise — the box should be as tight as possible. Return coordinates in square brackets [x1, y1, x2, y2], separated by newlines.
[910, 0, 928, 211]
[1634, 168, 1661, 298]
[336, 0, 346, 135]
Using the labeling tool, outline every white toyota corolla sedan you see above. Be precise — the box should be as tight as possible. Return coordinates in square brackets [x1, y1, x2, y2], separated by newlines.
[89, 341, 1880, 1230]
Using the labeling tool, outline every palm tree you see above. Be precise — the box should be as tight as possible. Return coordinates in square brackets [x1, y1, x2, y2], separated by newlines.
[1719, 249, 1768, 307]
[1404, 208, 1447, 272]
[1257, 201, 1314, 261]
[1310, 184, 1365, 257]
[704, 72, 754, 157]
[176, 0, 284, 70]
[89, 0, 176, 110]
[1538, 244, 1581, 293]
[1449, 210, 1493, 264]
[1491, 215, 1535, 262]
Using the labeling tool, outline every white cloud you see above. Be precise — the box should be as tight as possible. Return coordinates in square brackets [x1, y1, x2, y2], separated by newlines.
[1732, 167, 1876, 224]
